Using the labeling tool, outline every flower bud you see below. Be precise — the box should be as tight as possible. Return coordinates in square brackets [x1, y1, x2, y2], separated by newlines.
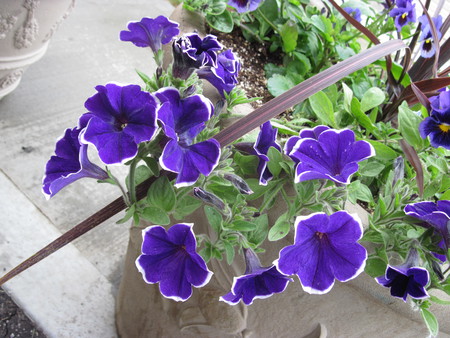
[193, 187, 225, 210]
[393, 156, 404, 186]
[223, 173, 253, 195]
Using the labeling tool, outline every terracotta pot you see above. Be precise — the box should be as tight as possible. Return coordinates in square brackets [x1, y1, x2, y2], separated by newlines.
[115, 4, 450, 337]
[0, 0, 75, 99]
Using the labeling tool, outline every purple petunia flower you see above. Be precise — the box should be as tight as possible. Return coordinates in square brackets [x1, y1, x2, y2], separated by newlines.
[155, 87, 220, 187]
[419, 90, 450, 149]
[220, 248, 292, 305]
[136, 223, 213, 301]
[119, 16, 179, 54]
[284, 125, 330, 164]
[42, 114, 109, 199]
[404, 200, 450, 250]
[172, 33, 222, 80]
[376, 248, 429, 301]
[389, 0, 416, 31]
[254, 121, 281, 186]
[228, 0, 264, 13]
[343, 7, 362, 22]
[275, 211, 367, 294]
[418, 15, 443, 58]
[289, 128, 374, 185]
[81, 83, 158, 165]
[197, 49, 241, 98]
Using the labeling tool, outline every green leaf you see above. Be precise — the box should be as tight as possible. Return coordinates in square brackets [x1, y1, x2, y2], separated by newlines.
[430, 295, 450, 305]
[366, 140, 398, 161]
[234, 152, 259, 176]
[342, 83, 353, 114]
[267, 146, 282, 177]
[348, 181, 373, 204]
[147, 176, 176, 212]
[350, 97, 376, 132]
[267, 74, 296, 96]
[206, 11, 233, 33]
[268, 214, 290, 241]
[204, 205, 223, 233]
[364, 257, 387, 278]
[361, 87, 385, 113]
[309, 91, 336, 127]
[291, 52, 311, 76]
[248, 214, 269, 246]
[223, 240, 235, 265]
[358, 160, 385, 177]
[173, 195, 202, 220]
[420, 308, 439, 337]
[398, 102, 427, 149]
[117, 204, 136, 224]
[142, 157, 160, 176]
[126, 165, 151, 191]
[230, 220, 257, 231]
[140, 206, 170, 225]
[205, 0, 227, 15]
[280, 20, 298, 53]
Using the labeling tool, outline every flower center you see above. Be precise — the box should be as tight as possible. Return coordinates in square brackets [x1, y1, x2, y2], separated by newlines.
[425, 39, 431, 44]
[439, 124, 450, 132]
[316, 231, 325, 239]
[401, 13, 407, 19]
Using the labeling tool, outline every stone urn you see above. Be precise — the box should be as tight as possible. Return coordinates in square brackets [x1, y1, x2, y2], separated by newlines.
[115, 4, 450, 337]
[0, 0, 75, 100]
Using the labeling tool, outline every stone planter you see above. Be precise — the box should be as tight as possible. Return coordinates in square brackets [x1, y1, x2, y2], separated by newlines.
[115, 4, 450, 337]
[0, 0, 75, 99]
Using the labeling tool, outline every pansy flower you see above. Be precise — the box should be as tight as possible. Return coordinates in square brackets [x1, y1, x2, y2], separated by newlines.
[119, 16, 179, 54]
[275, 211, 367, 294]
[419, 90, 450, 149]
[155, 87, 221, 187]
[418, 15, 442, 58]
[136, 223, 213, 301]
[197, 49, 241, 98]
[404, 200, 450, 250]
[42, 114, 108, 199]
[343, 7, 362, 22]
[220, 248, 291, 305]
[376, 248, 429, 301]
[172, 33, 222, 80]
[228, 0, 264, 13]
[289, 128, 374, 185]
[389, 0, 416, 31]
[81, 83, 158, 165]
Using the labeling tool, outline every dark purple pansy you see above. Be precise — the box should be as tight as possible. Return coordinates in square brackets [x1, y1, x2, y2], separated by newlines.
[220, 248, 292, 305]
[172, 33, 222, 80]
[376, 249, 429, 302]
[284, 125, 330, 164]
[290, 128, 374, 185]
[197, 49, 240, 98]
[119, 16, 179, 54]
[254, 121, 281, 186]
[404, 200, 450, 250]
[81, 83, 158, 165]
[228, 0, 264, 13]
[276, 211, 367, 294]
[343, 7, 362, 22]
[418, 15, 443, 58]
[43, 114, 108, 199]
[155, 87, 220, 187]
[419, 90, 450, 149]
[389, 0, 416, 31]
[136, 223, 213, 301]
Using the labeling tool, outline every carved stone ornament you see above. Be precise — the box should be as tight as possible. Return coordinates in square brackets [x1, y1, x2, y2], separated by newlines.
[0, 0, 76, 100]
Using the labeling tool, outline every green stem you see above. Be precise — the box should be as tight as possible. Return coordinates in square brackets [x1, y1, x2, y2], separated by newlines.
[110, 173, 131, 207]
[256, 8, 280, 35]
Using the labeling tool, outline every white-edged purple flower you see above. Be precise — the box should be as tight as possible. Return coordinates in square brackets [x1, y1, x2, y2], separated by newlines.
[289, 128, 374, 185]
[376, 248, 429, 301]
[220, 248, 292, 305]
[155, 87, 220, 187]
[81, 83, 158, 165]
[418, 15, 443, 58]
[228, 0, 264, 13]
[420, 90, 450, 149]
[343, 7, 362, 22]
[404, 200, 450, 250]
[389, 0, 416, 31]
[42, 114, 109, 199]
[284, 125, 330, 164]
[253, 121, 281, 185]
[172, 33, 222, 80]
[197, 49, 240, 98]
[136, 223, 213, 301]
[119, 16, 179, 54]
[275, 211, 367, 294]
